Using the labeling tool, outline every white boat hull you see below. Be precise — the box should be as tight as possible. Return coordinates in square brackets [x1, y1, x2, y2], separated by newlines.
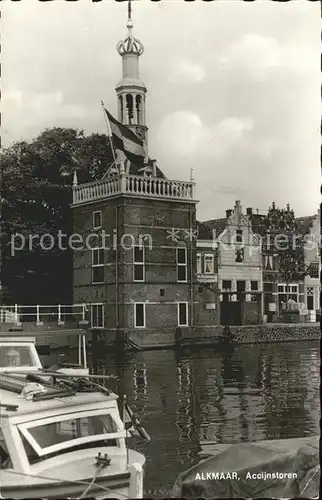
[1, 449, 145, 499]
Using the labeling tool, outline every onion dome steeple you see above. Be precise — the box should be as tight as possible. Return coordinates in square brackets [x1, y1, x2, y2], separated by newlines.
[117, 0, 144, 57]
[116, 0, 147, 145]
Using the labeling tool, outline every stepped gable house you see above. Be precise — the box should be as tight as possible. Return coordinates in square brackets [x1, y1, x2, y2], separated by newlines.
[71, 7, 220, 346]
[246, 203, 320, 320]
[203, 201, 263, 326]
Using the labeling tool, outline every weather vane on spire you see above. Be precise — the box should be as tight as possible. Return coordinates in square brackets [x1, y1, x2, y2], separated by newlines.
[117, 0, 144, 56]
[127, 0, 133, 30]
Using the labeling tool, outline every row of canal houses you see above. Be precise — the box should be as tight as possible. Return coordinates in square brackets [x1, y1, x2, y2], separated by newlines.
[72, 159, 320, 345]
[197, 201, 320, 326]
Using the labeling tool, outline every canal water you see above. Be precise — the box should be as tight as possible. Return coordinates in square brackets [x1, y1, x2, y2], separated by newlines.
[43, 341, 320, 497]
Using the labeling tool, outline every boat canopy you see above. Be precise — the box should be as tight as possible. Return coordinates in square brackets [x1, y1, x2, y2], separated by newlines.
[172, 437, 319, 499]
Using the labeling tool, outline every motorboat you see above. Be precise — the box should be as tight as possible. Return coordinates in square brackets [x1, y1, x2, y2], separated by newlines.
[172, 436, 319, 499]
[0, 335, 149, 499]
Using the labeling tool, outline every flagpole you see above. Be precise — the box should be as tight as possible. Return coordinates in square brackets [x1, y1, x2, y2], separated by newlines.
[101, 101, 117, 165]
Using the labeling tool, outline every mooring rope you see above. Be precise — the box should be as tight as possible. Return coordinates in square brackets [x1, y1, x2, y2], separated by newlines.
[76, 462, 104, 500]
[299, 464, 320, 497]
[5, 468, 131, 499]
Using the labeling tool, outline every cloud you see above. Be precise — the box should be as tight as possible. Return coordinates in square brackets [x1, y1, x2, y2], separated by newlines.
[31, 92, 87, 121]
[156, 111, 205, 158]
[169, 60, 206, 84]
[156, 112, 254, 162]
[1, 0, 320, 220]
[211, 117, 254, 158]
[215, 33, 316, 82]
[1, 90, 89, 145]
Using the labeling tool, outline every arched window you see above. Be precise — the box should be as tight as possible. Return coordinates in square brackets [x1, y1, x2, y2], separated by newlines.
[136, 95, 142, 125]
[118, 96, 123, 122]
[126, 94, 134, 124]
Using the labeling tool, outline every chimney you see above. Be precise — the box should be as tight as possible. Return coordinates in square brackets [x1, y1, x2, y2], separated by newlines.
[226, 209, 232, 218]
[246, 207, 252, 216]
[235, 200, 242, 215]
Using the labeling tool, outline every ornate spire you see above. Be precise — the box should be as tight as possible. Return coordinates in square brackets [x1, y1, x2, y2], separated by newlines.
[117, 0, 144, 57]
[116, 0, 147, 143]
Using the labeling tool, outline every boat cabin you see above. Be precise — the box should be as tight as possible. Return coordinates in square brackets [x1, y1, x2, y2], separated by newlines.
[0, 333, 89, 377]
[0, 388, 126, 475]
[0, 338, 146, 499]
[0, 335, 127, 476]
[0, 336, 42, 373]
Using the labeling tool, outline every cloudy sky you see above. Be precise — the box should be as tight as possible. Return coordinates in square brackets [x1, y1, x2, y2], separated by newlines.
[2, 0, 320, 220]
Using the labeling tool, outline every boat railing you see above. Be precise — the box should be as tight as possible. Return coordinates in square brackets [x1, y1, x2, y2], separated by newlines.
[0, 304, 89, 327]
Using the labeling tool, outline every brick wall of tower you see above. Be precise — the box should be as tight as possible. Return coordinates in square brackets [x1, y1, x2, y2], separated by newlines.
[72, 195, 219, 338]
[121, 197, 196, 334]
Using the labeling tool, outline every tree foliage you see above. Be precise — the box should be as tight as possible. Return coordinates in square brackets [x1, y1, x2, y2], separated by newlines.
[278, 245, 308, 284]
[0, 128, 114, 305]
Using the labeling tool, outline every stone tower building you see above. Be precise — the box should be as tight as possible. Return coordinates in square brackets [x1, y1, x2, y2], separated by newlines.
[71, 4, 220, 348]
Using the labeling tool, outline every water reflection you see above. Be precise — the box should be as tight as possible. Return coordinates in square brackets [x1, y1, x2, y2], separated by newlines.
[41, 341, 320, 497]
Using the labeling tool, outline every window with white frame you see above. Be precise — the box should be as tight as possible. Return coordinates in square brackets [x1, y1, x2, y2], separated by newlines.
[93, 211, 102, 229]
[91, 304, 104, 328]
[278, 284, 299, 305]
[235, 248, 245, 263]
[309, 263, 319, 279]
[236, 229, 243, 243]
[133, 246, 145, 282]
[251, 281, 258, 291]
[177, 247, 187, 282]
[92, 248, 104, 283]
[196, 253, 202, 274]
[134, 303, 146, 328]
[204, 254, 214, 274]
[18, 409, 119, 461]
[222, 280, 232, 291]
[178, 302, 188, 326]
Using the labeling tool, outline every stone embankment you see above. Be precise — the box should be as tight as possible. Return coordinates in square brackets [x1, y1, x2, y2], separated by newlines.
[229, 323, 320, 344]
[2, 321, 319, 352]
[126, 323, 320, 350]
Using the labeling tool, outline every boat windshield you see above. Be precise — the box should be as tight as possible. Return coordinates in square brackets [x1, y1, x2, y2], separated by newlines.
[19, 412, 120, 459]
[0, 343, 40, 371]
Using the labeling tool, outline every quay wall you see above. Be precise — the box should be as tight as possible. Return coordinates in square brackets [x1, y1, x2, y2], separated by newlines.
[229, 323, 320, 344]
[2, 322, 319, 351]
[128, 325, 225, 348]
[90, 323, 320, 350]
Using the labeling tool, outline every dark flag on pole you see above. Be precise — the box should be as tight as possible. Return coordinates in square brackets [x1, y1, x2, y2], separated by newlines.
[103, 107, 146, 166]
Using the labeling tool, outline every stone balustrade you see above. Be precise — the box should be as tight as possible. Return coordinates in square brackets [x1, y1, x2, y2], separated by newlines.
[72, 173, 195, 205]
